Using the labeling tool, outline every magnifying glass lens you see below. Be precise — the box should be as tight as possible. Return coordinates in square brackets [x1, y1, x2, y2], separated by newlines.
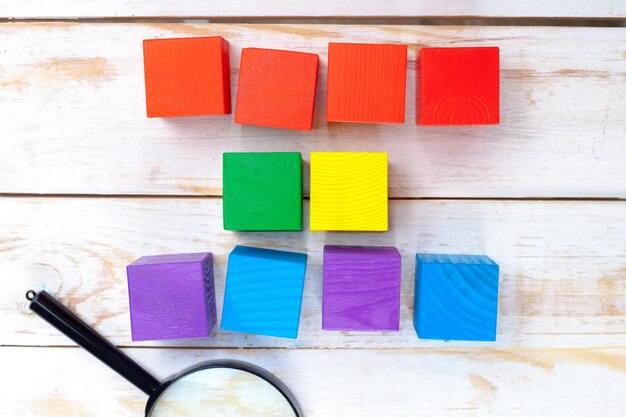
[150, 367, 297, 417]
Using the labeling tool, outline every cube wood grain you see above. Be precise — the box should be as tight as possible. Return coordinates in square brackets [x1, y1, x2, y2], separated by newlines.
[323, 245, 401, 331]
[414, 253, 499, 341]
[223, 152, 302, 231]
[126, 252, 216, 341]
[235, 48, 319, 131]
[221, 245, 308, 339]
[143, 36, 231, 117]
[310, 152, 388, 231]
[417, 46, 500, 125]
[327, 42, 407, 123]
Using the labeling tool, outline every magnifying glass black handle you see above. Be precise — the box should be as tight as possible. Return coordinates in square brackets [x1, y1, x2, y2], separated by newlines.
[26, 290, 159, 396]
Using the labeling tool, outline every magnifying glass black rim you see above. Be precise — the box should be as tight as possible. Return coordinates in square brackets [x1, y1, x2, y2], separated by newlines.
[25, 290, 303, 417]
[145, 359, 303, 417]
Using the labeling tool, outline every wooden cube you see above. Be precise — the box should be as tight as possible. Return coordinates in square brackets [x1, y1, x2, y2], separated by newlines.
[126, 252, 216, 341]
[223, 152, 302, 231]
[326, 43, 407, 123]
[417, 47, 500, 125]
[221, 246, 308, 339]
[143, 36, 231, 117]
[310, 152, 388, 231]
[414, 253, 499, 341]
[235, 48, 319, 131]
[323, 245, 401, 331]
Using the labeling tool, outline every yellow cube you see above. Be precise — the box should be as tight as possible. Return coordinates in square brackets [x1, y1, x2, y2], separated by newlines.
[310, 152, 388, 231]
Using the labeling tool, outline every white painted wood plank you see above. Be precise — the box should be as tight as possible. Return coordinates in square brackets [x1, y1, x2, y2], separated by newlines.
[2, 197, 625, 348]
[4, 346, 626, 417]
[1, 1, 625, 19]
[1, 24, 625, 198]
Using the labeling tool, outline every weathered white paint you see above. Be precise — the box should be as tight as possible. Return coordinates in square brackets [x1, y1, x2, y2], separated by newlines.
[2, 198, 624, 349]
[2, 17, 625, 417]
[4, 347, 626, 417]
[1, 1, 625, 19]
[0, 24, 625, 197]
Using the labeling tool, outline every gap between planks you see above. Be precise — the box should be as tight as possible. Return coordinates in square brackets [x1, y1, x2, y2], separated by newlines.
[0, 17, 625, 27]
[2, 345, 625, 352]
[0, 193, 625, 202]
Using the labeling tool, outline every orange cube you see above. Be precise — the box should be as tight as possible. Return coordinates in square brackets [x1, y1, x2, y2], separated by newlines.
[143, 36, 231, 118]
[235, 48, 319, 131]
[326, 43, 407, 124]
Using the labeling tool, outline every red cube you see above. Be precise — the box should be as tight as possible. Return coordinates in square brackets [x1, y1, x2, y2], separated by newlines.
[143, 36, 231, 118]
[326, 43, 407, 124]
[235, 48, 319, 131]
[418, 46, 500, 125]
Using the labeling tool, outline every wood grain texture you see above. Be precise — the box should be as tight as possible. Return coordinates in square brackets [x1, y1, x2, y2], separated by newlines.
[323, 245, 401, 331]
[415, 254, 499, 341]
[418, 47, 500, 125]
[143, 36, 231, 117]
[1, 197, 625, 349]
[5, 346, 626, 417]
[221, 245, 308, 339]
[150, 366, 296, 417]
[326, 43, 407, 123]
[1, 1, 624, 18]
[126, 252, 216, 341]
[0, 24, 625, 197]
[2, 17, 625, 417]
[222, 152, 303, 231]
[235, 48, 318, 131]
[310, 152, 388, 231]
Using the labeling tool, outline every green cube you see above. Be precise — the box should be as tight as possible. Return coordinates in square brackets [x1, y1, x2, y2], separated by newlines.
[223, 152, 303, 231]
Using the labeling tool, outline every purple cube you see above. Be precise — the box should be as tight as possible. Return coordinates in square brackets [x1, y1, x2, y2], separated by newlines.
[323, 245, 401, 331]
[126, 252, 216, 341]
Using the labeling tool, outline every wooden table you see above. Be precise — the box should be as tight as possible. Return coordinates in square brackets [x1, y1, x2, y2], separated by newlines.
[1, 3, 625, 416]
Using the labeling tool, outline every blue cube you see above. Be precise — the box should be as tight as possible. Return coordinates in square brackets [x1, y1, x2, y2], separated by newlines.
[221, 245, 308, 338]
[414, 253, 499, 341]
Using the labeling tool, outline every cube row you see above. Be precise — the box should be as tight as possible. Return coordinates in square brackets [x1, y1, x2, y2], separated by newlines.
[144, 37, 500, 126]
[127, 247, 499, 342]
[224, 151, 388, 232]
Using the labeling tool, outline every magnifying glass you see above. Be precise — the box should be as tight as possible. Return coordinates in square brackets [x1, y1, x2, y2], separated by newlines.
[26, 290, 302, 417]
